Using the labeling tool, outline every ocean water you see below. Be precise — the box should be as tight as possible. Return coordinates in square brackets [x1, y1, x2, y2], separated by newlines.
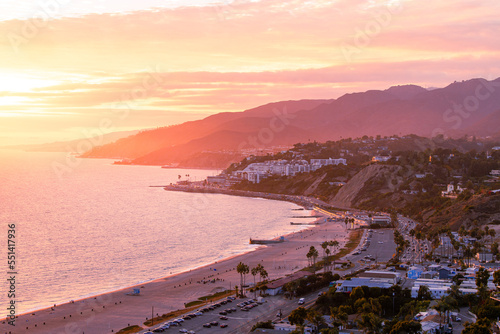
[0, 150, 309, 314]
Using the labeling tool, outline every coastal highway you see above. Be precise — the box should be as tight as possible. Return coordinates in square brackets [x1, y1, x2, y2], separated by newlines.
[342, 228, 397, 274]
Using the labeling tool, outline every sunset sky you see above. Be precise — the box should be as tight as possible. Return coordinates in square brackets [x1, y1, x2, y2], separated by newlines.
[0, 0, 499, 145]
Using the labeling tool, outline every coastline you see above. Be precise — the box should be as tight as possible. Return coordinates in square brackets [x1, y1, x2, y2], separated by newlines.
[163, 184, 329, 209]
[2, 210, 353, 334]
[6, 219, 308, 321]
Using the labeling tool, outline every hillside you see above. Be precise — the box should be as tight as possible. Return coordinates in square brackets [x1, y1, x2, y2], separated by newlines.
[82, 77, 500, 167]
[331, 164, 402, 208]
[421, 193, 500, 232]
[228, 137, 500, 232]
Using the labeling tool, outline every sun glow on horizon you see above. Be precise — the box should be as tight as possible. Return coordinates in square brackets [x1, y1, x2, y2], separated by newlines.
[0, 0, 498, 145]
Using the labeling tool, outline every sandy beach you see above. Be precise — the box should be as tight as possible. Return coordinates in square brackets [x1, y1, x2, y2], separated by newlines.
[1, 214, 350, 334]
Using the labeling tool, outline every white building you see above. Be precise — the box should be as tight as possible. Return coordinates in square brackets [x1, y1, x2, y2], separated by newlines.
[337, 277, 393, 292]
[411, 278, 477, 299]
[234, 158, 346, 183]
[441, 184, 463, 197]
[372, 156, 391, 162]
[310, 158, 347, 167]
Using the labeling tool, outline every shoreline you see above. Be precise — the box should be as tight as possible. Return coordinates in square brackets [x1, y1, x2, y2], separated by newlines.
[163, 184, 327, 209]
[1, 213, 353, 334]
[10, 185, 336, 322]
[6, 220, 309, 321]
[1, 199, 320, 328]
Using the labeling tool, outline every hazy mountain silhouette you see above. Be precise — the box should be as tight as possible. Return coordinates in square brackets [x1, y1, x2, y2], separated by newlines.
[82, 77, 500, 166]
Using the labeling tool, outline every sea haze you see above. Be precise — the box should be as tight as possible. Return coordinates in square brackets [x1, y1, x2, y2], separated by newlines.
[0, 150, 309, 314]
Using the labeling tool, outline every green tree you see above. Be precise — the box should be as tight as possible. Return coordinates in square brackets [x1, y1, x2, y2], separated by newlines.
[307, 246, 319, 273]
[307, 309, 326, 332]
[476, 267, 490, 301]
[251, 266, 259, 298]
[417, 285, 432, 301]
[320, 329, 339, 334]
[330, 306, 348, 330]
[259, 268, 268, 284]
[251, 320, 274, 332]
[389, 320, 422, 334]
[321, 241, 329, 273]
[351, 286, 365, 301]
[289, 307, 308, 327]
[357, 312, 383, 334]
[448, 284, 464, 305]
[329, 240, 340, 270]
[462, 318, 493, 334]
[236, 262, 249, 297]
[493, 270, 500, 289]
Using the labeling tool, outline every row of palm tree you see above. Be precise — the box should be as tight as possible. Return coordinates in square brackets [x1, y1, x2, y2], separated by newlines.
[321, 240, 340, 272]
[306, 246, 319, 273]
[407, 223, 496, 266]
[236, 262, 268, 297]
[250, 263, 268, 297]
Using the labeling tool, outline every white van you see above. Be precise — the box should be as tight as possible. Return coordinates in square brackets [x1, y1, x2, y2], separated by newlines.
[298, 298, 305, 305]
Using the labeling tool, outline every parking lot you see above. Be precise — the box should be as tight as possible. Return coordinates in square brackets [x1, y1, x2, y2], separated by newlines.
[139, 295, 287, 333]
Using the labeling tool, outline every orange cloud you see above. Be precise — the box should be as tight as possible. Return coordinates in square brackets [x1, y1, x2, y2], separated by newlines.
[0, 0, 498, 145]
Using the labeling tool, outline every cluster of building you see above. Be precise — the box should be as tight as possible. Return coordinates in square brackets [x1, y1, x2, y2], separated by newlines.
[335, 263, 498, 301]
[228, 158, 346, 184]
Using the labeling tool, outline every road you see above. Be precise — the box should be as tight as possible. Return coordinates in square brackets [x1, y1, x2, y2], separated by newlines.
[343, 228, 397, 274]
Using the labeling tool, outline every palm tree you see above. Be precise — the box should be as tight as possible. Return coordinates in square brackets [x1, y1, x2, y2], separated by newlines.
[329, 240, 339, 270]
[306, 309, 326, 333]
[259, 268, 268, 283]
[236, 262, 249, 297]
[251, 266, 259, 298]
[325, 248, 331, 271]
[321, 241, 329, 273]
[307, 246, 319, 273]
[433, 296, 455, 329]
[330, 306, 348, 330]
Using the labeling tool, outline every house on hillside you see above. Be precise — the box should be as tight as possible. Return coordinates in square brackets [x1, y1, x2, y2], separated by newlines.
[372, 156, 391, 162]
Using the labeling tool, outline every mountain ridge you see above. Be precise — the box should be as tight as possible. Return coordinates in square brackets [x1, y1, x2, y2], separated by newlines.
[82, 77, 500, 168]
